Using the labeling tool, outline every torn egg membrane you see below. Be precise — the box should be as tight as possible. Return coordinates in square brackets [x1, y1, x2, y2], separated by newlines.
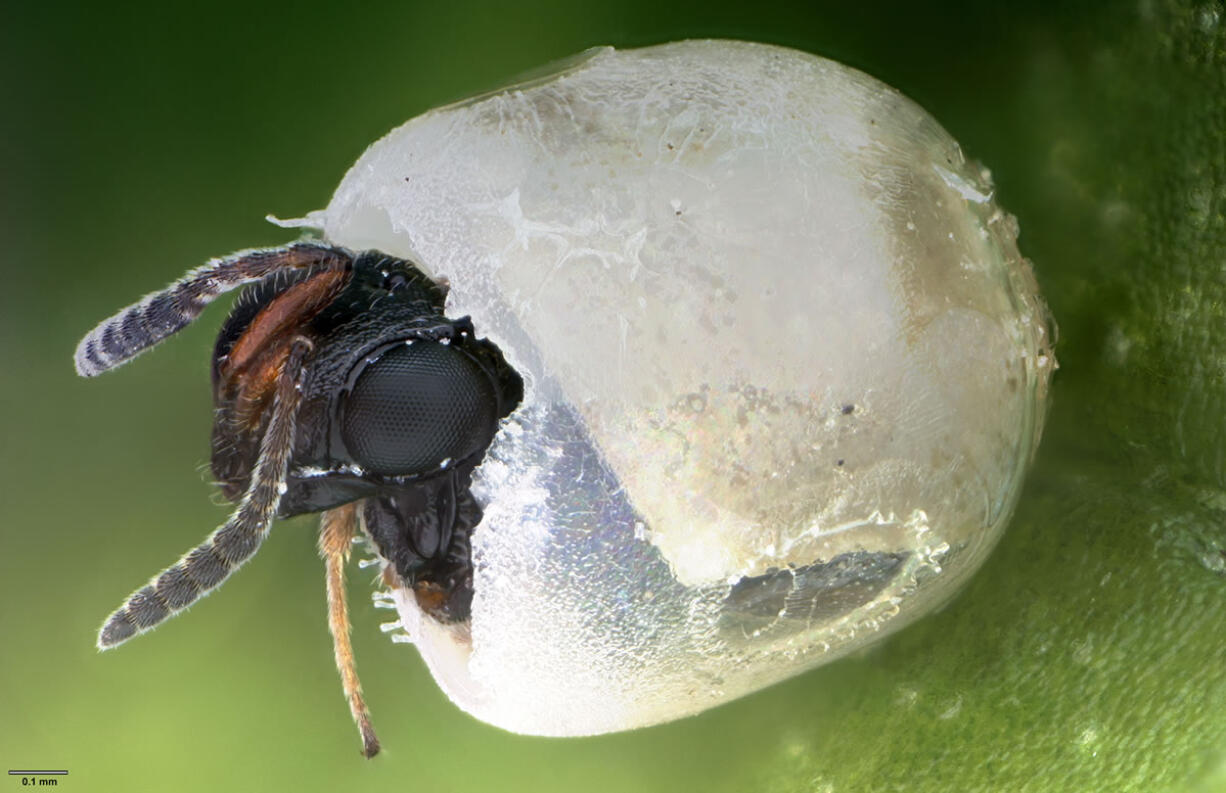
[306, 40, 1054, 736]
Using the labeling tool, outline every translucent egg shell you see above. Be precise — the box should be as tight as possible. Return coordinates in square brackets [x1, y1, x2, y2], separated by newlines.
[306, 40, 1054, 736]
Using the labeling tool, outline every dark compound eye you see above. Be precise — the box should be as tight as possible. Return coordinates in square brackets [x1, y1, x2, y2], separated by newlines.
[340, 341, 499, 476]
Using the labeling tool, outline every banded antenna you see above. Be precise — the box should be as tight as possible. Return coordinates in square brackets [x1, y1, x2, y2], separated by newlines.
[97, 339, 313, 648]
[74, 242, 351, 377]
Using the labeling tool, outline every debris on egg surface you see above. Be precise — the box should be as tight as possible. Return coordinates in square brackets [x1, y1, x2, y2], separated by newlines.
[309, 40, 1054, 736]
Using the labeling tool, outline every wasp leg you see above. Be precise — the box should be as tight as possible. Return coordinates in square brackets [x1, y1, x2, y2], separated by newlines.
[319, 502, 381, 758]
[97, 339, 312, 648]
[74, 242, 350, 376]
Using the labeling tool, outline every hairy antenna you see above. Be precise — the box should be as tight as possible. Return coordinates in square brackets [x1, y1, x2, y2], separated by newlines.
[74, 243, 350, 377]
[97, 340, 313, 649]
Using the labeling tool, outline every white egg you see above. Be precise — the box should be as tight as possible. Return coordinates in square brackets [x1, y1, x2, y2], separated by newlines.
[301, 40, 1054, 736]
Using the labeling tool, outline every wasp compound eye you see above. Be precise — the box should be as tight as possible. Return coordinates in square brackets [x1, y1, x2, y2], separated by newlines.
[340, 341, 499, 477]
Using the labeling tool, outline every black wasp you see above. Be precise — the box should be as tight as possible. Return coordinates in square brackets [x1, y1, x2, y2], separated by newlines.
[75, 242, 523, 757]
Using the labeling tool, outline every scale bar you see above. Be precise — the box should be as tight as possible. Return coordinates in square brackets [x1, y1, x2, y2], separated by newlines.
[8, 771, 68, 775]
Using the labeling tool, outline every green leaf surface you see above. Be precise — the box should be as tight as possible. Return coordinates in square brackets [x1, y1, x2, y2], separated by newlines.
[1, 1, 1222, 791]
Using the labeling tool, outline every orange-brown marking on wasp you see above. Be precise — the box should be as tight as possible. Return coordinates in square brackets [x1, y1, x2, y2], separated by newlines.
[218, 268, 350, 433]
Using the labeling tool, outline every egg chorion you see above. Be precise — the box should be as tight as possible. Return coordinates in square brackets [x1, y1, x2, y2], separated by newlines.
[305, 40, 1054, 736]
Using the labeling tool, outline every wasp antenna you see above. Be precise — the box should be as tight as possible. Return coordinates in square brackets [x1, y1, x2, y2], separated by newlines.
[97, 340, 313, 649]
[320, 502, 381, 758]
[74, 242, 349, 377]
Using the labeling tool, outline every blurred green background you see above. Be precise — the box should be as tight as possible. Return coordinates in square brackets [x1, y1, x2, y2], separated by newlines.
[2, 1, 1224, 791]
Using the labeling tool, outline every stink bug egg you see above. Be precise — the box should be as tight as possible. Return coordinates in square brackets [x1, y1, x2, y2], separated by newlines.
[313, 40, 1054, 736]
[78, 39, 1054, 752]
